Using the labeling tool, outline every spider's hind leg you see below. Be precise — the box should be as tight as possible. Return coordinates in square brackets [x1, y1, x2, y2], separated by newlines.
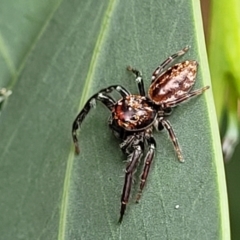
[158, 118, 184, 162]
[152, 46, 189, 82]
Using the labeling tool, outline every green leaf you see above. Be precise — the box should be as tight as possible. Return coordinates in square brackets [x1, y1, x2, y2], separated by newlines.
[0, 0, 230, 239]
[0, 0, 61, 88]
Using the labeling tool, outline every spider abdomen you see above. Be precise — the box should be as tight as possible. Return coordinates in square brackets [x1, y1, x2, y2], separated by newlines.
[148, 60, 198, 104]
[113, 95, 157, 131]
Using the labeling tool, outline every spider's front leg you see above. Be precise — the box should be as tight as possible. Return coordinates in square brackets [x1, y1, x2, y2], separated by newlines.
[119, 142, 144, 223]
[72, 93, 115, 154]
[72, 85, 130, 154]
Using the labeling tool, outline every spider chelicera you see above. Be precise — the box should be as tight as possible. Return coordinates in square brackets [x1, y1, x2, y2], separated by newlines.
[72, 46, 209, 223]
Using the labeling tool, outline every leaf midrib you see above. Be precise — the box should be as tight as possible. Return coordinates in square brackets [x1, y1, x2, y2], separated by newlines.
[57, 1, 116, 239]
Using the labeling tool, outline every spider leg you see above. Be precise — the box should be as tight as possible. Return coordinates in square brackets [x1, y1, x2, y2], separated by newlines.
[72, 93, 115, 154]
[127, 66, 145, 96]
[119, 135, 136, 154]
[136, 136, 156, 203]
[119, 143, 143, 223]
[152, 46, 189, 82]
[164, 86, 210, 108]
[72, 85, 130, 154]
[159, 118, 184, 162]
[101, 85, 131, 97]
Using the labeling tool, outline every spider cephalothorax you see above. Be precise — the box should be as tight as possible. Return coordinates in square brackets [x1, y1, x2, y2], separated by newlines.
[72, 46, 209, 223]
[114, 95, 157, 130]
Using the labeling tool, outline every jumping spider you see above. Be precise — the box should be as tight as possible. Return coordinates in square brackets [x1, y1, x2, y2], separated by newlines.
[72, 46, 209, 223]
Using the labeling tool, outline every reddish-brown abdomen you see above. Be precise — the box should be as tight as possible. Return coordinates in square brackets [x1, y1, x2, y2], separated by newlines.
[148, 60, 198, 105]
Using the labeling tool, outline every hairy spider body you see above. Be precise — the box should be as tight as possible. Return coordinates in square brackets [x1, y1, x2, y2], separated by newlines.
[114, 95, 157, 131]
[72, 46, 209, 223]
[149, 60, 198, 105]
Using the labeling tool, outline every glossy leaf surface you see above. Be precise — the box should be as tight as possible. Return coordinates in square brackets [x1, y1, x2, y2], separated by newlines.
[0, 0, 229, 239]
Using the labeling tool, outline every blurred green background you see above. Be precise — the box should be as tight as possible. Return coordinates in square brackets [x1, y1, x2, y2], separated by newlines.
[201, 0, 240, 239]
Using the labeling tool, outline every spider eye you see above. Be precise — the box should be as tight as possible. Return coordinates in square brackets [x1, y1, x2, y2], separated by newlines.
[130, 115, 138, 121]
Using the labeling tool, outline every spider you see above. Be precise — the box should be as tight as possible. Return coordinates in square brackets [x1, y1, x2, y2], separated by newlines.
[72, 46, 209, 223]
